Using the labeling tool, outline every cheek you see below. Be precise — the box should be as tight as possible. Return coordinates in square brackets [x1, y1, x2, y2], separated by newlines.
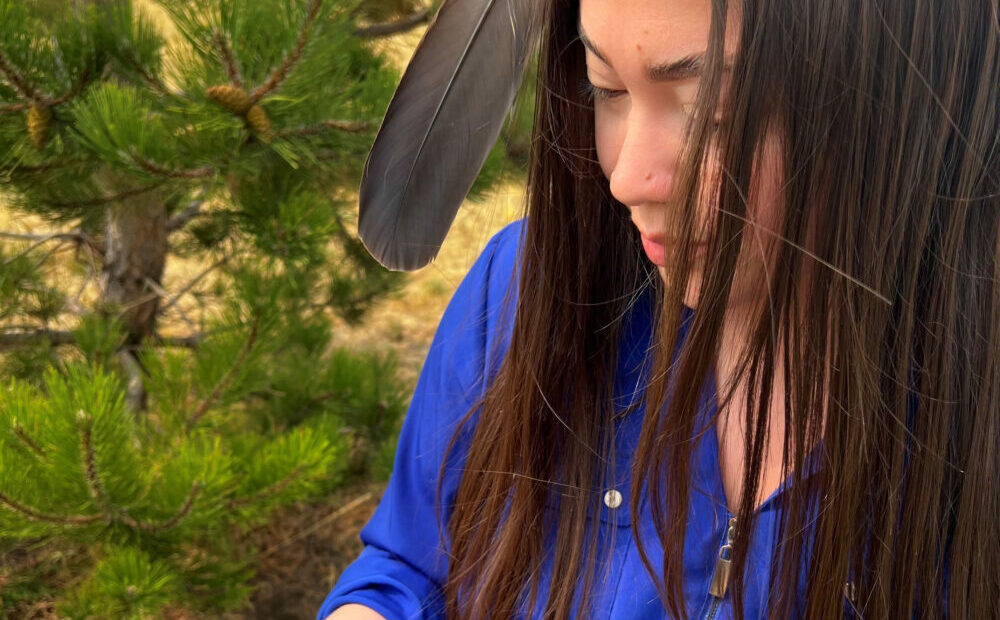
[752, 138, 785, 234]
[594, 107, 623, 180]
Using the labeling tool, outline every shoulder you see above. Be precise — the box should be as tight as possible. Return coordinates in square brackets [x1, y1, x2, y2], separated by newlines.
[427, 218, 525, 399]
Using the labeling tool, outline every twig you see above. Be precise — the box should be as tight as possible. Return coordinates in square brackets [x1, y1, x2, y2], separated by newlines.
[257, 491, 373, 558]
[159, 253, 231, 316]
[149, 332, 204, 348]
[188, 315, 260, 427]
[131, 153, 215, 179]
[213, 30, 244, 89]
[167, 199, 206, 232]
[250, 0, 324, 103]
[0, 50, 43, 102]
[227, 466, 303, 510]
[0, 101, 30, 113]
[46, 67, 93, 107]
[354, 6, 433, 39]
[12, 422, 47, 458]
[79, 420, 112, 509]
[121, 481, 201, 533]
[0, 229, 96, 265]
[0, 491, 102, 526]
[144, 276, 196, 330]
[45, 181, 166, 208]
[277, 119, 375, 137]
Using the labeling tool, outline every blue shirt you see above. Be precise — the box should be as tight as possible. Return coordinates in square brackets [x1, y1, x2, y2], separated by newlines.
[317, 219, 830, 619]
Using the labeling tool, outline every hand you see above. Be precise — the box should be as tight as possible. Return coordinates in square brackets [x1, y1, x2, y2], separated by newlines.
[323, 603, 388, 620]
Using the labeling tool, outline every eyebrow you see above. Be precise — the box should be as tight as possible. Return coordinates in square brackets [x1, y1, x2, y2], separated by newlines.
[577, 22, 733, 82]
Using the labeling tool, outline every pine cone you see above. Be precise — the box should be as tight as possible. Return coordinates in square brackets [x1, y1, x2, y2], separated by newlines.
[205, 84, 251, 115]
[27, 105, 52, 148]
[245, 105, 273, 143]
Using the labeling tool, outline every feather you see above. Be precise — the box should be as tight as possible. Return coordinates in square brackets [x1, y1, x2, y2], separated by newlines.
[358, 0, 544, 271]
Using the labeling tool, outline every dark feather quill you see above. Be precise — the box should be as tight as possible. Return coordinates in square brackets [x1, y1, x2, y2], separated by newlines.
[358, 0, 544, 271]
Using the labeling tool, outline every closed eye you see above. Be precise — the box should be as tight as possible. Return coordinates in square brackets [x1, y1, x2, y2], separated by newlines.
[578, 77, 626, 102]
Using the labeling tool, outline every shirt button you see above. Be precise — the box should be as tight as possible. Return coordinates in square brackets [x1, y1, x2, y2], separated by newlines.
[603, 489, 623, 509]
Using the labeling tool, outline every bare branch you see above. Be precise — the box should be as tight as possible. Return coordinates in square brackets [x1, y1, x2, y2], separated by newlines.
[117, 349, 146, 413]
[354, 6, 432, 39]
[159, 253, 231, 316]
[149, 332, 204, 348]
[250, 0, 324, 103]
[0, 491, 102, 526]
[0, 50, 43, 102]
[213, 30, 244, 89]
[188, 315, 260, 427]
[0, 329, 76, 351]
[0, 229, 99, 266]
[167, 199, 206, 232]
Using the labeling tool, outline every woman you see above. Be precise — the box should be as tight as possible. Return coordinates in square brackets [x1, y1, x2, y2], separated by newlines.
[320, 0, 1000, 617]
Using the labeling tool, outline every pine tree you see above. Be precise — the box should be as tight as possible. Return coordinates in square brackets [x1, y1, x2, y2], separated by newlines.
[0, 0, 526, 617]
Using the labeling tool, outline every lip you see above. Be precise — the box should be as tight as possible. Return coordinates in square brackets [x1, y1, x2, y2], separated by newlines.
[639, 232, 708, 266]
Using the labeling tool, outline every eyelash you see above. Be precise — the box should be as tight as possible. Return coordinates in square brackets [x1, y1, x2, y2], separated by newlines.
[578, 77, 624, 102]
[578, 78, 725, 130]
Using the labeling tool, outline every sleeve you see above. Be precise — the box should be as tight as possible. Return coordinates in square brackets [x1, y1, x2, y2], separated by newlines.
[316, 220, 525, 620]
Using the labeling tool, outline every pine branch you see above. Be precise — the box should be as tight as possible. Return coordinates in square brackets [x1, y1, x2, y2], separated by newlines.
[213, 30, 244, 89]
[79, 416, 202, 533]
[12, 421, 47, 459]
[130, 152, 215, 179]
[250, 0, 324, 103]
[277, 119, 375, 137]
[45, 181, 166, 208]
[0, 491, 102, 526]
[226, 466, 302, 510]
[46, 67, 94, 107]
[121, 481, 201, 533]
[188, 314, 260, 427]
[78, 418, 113, 510]
[123, 52, 185, 101]
[354, 5, 432, 38]
[0, 50, 43, 102]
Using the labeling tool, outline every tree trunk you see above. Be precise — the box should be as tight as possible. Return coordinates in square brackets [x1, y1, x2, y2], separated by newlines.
[99, 193, 169, 411]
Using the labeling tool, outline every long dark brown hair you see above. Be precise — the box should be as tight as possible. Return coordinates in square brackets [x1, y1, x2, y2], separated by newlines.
[439, 0, 1000, 618]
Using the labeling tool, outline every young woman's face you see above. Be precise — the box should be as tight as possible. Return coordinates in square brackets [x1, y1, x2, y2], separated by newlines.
[580, 0, 785, 311]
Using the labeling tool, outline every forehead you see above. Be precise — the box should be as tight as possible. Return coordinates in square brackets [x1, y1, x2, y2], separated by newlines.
[578, 0, 736, 64]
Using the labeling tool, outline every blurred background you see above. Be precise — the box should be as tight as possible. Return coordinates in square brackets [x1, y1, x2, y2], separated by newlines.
[0, 1, 530, 617]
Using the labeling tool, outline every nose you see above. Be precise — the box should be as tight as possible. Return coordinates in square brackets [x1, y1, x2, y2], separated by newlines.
[607, 109, 684, 209]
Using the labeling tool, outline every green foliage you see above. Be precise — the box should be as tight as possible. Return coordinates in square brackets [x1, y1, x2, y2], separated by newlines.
[0, 0, 532, 615]
[61, 547, 182, 620]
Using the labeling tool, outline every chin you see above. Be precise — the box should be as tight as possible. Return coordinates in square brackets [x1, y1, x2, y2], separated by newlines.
[656, 266, 703, 310]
